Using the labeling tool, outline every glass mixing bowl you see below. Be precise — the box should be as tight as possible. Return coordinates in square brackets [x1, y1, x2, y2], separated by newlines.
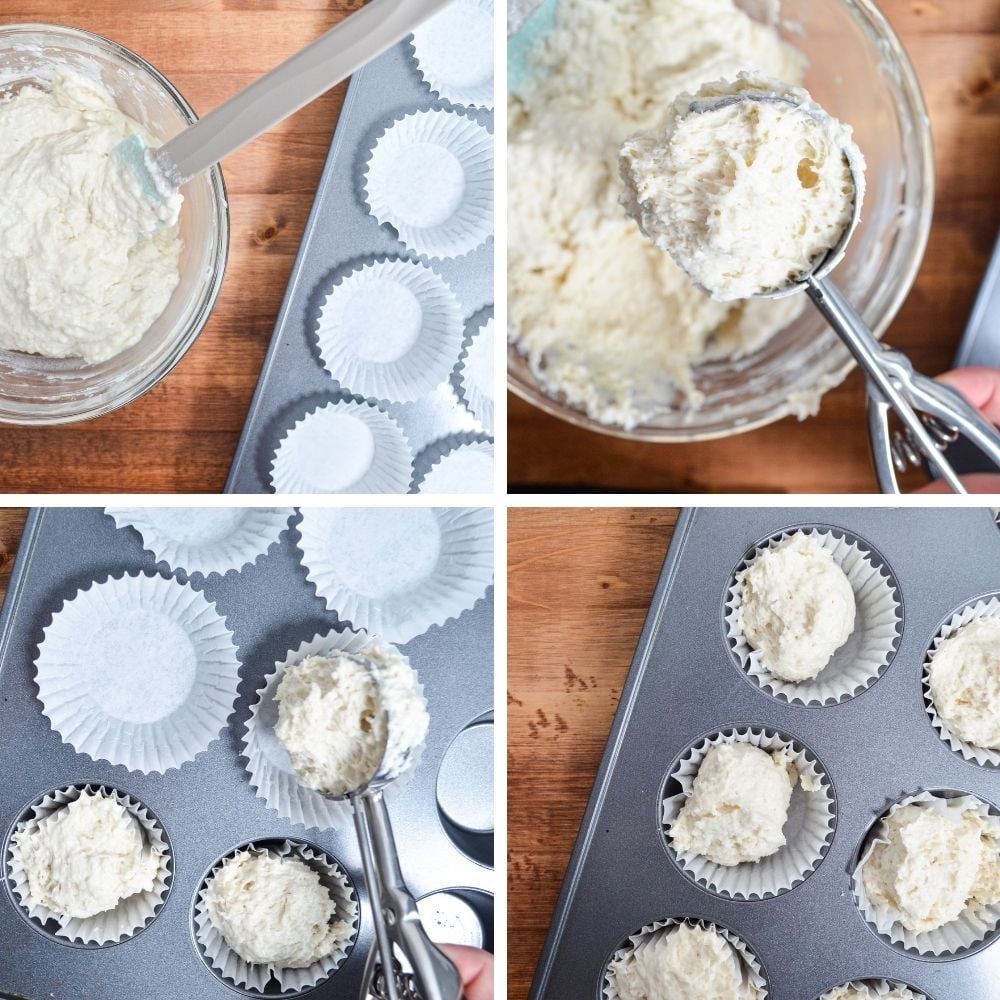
[507, 0, 935, 442]
[0, 24, 229, 425]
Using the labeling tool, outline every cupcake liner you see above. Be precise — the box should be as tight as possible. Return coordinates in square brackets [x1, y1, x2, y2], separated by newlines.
[853, 790, 1000, 956]
[455, 316, 494, 434]
[923, 596, 1000, 767]
[725, 528, 902, 706]
[315, 258, 465, 402]
[296, 506, 493, 642]
[603, 917, 767, 1000]
[242, 628, 426, 831]
[817, 981, 927, 1000]
[194, 839, 358, 993]
[362, 109, 493, 260]
[410, 0, 494, 109]
[35, 572, 241, 773]
[417, 438, 494, 494]
[662, 726, 835, 900]
[6, 783, 171, 946]
[269, 399, 414, 494]
[105, 507, 294, 579]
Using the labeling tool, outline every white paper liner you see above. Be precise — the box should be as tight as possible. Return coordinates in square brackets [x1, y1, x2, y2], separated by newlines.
[104, 507, 294, 579]
[242, 628, 426, 830]
[817, 981, 927, 1000]
[456, 316, 494, 434]
[418, 440, 494, 494]
[296, 506, 493, 642]
[410, 0, 494, 109]
[853, 790, 1000, 956]
[923, 596, 1000, 767]
[269, 400, 414, 494]
[662, 727, 835, 900]
[362, 109, 493, 260]
[194, 839, 358, 993]
[725, 528, 901, 706]
[6, 784, 171, 946]
[603, 917, 768, 1000]
[35, 572, 241, 773]
[315, 258, 465, 402]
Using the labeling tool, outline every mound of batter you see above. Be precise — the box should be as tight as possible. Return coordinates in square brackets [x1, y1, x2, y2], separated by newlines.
[820, 987, 923, 1000]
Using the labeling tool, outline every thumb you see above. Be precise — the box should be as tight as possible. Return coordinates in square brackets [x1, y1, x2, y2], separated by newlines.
[937, 367, 1000, 425]
[438, 944, 494, 1000]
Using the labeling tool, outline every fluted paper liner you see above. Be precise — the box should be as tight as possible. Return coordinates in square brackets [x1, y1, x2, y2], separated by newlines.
[35, 572, 241, 773]
[726, 528, 901, 706]
[242, 628, 426, 830]
[194, 839, 358, 993]
[662, 727, 835, 900]
[269, 400, 414, 494]
[315, 258, 465, 403]
[296, 506, 493, 642]
[817, 980, 927, 1000]
[362, 109, 493, 260]
[6, 784, 171, 946]
[853, 790, 1000, 956]
[418, 439, 494, 494]
[923, 596, 1000, 767]
[456, 316, 494, 433]
[603, 917, 767, 1000]
[410, 0, 493, 109]
[105, 507, 294, 579]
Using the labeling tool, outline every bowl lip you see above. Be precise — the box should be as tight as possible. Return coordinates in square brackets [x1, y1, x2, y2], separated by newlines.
[0, 21, 231, 427]
[506, 0, 938, 444]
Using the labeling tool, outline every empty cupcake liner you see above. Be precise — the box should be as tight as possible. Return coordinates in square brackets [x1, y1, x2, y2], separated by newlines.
[410, 0, 494, 109]
[662, 726, 836, 900]
[35, 572, 242, 774]
[455, 316, 494, 434]
[603, 917, 767, 1000]
[6, 783, 171, 946]
[315, 257, 465, 403]
[923, 596, 1000, 767]
[296, 506, 493, 642]
[269, 399, 414, 494]
[817, 981, 927, 1000]
[417, 438, 494, 494]
[242, 628, 426, 831]
[725, 528, 902, 706]
[105, 507, 294, 579]
[853, 790, 1000, 956]
[362, 108, 493, 260]
[194, 839, 358, 993]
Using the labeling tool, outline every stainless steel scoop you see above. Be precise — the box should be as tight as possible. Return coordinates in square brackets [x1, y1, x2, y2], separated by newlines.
[320, 653, 462, 1000]
[688, 90, 1000, 493]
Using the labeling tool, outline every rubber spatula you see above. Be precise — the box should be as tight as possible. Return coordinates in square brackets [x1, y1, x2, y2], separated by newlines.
[118, 0, 457, 199]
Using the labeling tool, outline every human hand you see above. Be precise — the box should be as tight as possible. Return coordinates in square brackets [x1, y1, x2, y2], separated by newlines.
[438, 944, 494, 1000]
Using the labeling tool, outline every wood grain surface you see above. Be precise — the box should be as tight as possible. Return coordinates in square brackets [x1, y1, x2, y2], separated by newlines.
[0, 1, 366, 492]
[0, 509, 29, 603]
[507, 507, 679, 999]
[509, 0, 1000, 493]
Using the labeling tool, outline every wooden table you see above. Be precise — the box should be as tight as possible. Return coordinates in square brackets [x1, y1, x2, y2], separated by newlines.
[0, 509, 29, 602]
[0, 1, 364, 492]
[509, 0, 1000, 493]
[507, 507, 679, 999]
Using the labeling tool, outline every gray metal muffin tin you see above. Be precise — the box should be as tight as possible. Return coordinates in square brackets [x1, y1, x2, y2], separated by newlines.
[530, 507, 1000, 1000]
[0, 507, 494, 998]
[225, 37, 494, 494]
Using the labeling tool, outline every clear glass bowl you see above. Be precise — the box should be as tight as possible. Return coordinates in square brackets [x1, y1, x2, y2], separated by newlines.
[507, 0, 935, 442]
[0, 24, 229, 425]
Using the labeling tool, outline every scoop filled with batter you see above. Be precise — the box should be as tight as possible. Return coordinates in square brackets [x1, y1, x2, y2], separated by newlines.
[820, 986, 924, 1000]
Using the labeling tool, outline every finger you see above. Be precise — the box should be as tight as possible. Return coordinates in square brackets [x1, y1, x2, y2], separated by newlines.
[438, 944, 494, 1000]
[937, 367, 1000, 425]
[912, 472, 1000, 494]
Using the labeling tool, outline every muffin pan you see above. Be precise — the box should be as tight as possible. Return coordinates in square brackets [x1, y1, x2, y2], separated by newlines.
[0, 507, 494, 998]
[529, 507, 1000, 1000]
[225, 36, 494, 494]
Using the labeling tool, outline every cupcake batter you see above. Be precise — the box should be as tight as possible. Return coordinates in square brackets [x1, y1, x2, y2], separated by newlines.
[862, 802, 1000, 934]
[608, 923, 759, 1000]
[620, 73, 861, 300]
[203, 851, 351, 968]
[928, 617, 1000, 750]
[275, 644, 428, 797]
[13, 789, 161, 919]
[738, 534, 856, 683]
[820, 987, 923, 1000]
[0, 71, 182, 363]
[670, 743, 798, 866]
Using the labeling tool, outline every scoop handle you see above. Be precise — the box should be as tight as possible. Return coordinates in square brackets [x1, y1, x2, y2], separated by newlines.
[153, 0, 454, 186]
